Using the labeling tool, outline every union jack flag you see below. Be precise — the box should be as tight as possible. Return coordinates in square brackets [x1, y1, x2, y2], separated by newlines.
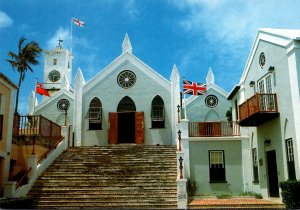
[183, 79, 206, 95]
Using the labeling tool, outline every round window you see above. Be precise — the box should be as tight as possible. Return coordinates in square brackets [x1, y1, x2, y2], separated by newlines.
[259, 52, 265, 68]
[117, 70, 136, 89]
[205, 95, 218, 108]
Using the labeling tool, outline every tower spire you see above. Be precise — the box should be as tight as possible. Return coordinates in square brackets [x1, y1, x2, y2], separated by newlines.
[122, 33, 133, 54]
[206, 67, 215, 85]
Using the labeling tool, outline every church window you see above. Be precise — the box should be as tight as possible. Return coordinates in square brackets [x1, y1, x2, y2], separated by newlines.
[88, 97, 102, 130]
[252, 148, 259, 182]
[53, 59, 57, 65]
[205, 95, 218, 108]
[209, 150, 226, 182]
[117, 70, 136, 89]
[151, 95, 165, 128]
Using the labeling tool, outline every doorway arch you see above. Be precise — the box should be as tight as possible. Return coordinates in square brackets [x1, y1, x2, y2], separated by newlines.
[117, 96, 136, 112]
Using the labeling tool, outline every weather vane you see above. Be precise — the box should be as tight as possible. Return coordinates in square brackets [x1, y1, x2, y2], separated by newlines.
[57, 38, 63, 49]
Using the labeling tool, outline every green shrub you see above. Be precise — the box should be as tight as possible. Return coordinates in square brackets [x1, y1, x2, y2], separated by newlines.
[216, 193, 232, 199]
[280, 180, 300, 209]
[187, 179, 198, 196]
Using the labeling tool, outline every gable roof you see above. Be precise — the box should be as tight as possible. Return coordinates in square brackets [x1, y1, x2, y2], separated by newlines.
[34, 88, 74, 113]
[83, 51, 171, 93]
[240, 28, 300, 84]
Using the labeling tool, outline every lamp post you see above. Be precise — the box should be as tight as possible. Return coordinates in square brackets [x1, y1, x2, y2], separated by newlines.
[179, 156, 183, 179]
[177, 130, 182, 151]
[177, 104, 181, 123]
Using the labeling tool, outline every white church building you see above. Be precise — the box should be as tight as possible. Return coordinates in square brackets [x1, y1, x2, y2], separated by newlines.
[27, 30, 300, 199]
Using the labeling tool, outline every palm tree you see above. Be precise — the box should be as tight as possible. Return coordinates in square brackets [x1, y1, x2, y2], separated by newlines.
[6, 37, 43, 113]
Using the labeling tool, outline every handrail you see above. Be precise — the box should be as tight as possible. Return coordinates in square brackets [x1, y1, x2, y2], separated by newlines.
[15, 167, 32, 189]
[37, 136, 64, 164]
[239, 93, 278, 121]
[189, 121, 240, 137]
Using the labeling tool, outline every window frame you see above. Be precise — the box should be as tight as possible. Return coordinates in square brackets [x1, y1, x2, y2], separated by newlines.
[0, 114, 3, 140]
[151, 96, 165, 128]
[252, 148, 259, 183]
[88, 98, 102, 130]
[285, 138, 296, 180]
[209, 150, 226, 183]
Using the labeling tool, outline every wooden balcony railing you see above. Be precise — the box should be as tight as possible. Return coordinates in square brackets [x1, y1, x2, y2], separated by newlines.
[189, 121, 240, 137]
[13, 114, 62, 143]
[239, 93, 279, 126]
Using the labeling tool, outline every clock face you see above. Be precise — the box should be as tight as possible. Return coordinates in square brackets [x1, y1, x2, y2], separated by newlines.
[48, 70, 61, 82]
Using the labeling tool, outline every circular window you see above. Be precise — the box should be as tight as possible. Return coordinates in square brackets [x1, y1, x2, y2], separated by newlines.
[205, 95, 218, 108]
[259, 52, 266, 68]
[117, 70, 136, 89]
[57, 99, 70, 112]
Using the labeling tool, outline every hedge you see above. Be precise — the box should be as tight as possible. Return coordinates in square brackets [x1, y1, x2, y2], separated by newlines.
[280, 180, 300, 209]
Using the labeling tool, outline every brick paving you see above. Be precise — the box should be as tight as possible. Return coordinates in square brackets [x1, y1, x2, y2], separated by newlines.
[188, 198, 285, 209]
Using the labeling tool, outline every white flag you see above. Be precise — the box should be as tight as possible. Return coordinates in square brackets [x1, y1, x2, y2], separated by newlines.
[73, 18, 85, 27]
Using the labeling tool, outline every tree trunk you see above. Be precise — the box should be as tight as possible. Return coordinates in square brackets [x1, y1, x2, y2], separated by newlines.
[14, 71, 23, 114]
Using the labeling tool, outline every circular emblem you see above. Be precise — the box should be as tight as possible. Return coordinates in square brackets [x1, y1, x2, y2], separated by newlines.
[48, 70, 61, 82]
[117, 70, 136, 89]
[57, 99, 70, 112]
[205, 95, 218, 108]
[259, 52, 265, 68]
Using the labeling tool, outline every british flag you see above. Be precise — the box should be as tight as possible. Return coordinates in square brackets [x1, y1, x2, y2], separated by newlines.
[183, 79, 206, 95]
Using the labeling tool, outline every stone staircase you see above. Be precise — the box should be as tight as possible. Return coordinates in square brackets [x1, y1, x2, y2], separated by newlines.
[27, 145, 178, 209]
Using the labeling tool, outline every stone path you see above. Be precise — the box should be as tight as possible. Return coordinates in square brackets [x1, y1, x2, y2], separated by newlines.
[188, 198, 285, 209]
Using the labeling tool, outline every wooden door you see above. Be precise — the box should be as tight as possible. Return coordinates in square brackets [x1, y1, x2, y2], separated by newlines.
[135, 112, 144, 144]
[108, 112, 118, 144]
[266, 150, 279, 197]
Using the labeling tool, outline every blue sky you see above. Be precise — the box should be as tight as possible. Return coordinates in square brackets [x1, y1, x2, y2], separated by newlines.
[1, 0, 300, 114]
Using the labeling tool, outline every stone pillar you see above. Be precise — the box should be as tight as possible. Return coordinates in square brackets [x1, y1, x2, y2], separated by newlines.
[27, 155, 37, 180]
[61, 125, 70, 150]
[177, 178, 187, 209]
[179, 119, 190, 180]
[4, 181, 16, 198]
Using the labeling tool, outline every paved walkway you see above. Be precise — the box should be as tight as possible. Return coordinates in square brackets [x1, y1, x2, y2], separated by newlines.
[188, 198, 285, 209]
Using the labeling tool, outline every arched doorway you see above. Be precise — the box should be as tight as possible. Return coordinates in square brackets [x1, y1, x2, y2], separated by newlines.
[108, 96, 144, 144]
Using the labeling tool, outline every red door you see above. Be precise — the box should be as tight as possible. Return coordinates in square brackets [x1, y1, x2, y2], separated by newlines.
[108, 112, 118, 144]
[135, 112, 144, 144]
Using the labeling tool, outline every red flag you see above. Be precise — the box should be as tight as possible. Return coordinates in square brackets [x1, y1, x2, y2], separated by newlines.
[36, 82, 50, 97]
[183, 79, 206, 95]
[73, 18, 85, 27]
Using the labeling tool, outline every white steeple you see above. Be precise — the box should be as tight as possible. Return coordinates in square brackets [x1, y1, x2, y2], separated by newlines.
[206, 67, 215, 85]
[122, 33, 133, 54]
[28, 91, 38, 115]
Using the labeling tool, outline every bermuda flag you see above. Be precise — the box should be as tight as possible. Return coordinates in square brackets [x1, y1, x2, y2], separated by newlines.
[183, 79, 206, 95]
[36, 82, 50, 97]
[73, 18, 85, 27]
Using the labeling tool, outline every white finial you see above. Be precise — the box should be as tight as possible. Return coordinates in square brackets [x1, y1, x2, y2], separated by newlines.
[206, 67, 215, 85]
[122, 33, 133, 54]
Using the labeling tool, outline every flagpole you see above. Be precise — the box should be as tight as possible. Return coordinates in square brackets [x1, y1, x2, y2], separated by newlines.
[70, 17, 73, 53]
[182, 77, 187, 119]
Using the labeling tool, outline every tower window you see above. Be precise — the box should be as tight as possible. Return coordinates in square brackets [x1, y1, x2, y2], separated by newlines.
[151, 95, 165, 128]
[88, 97, 102, 130]
[53, 59, 57, 65]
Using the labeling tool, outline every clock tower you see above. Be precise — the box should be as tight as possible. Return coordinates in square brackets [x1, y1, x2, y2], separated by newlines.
[43, 40, 73, 97]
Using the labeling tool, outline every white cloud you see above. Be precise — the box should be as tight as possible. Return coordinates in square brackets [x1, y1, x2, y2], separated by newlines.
[46, 27, 70, 49]
[124, 0, 139, 19]
[0, 11, 13, 29]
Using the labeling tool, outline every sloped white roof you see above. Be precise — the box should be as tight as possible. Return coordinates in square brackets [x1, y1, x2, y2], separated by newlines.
[260, 28, 300, 40]
[239, 28, 300, 84]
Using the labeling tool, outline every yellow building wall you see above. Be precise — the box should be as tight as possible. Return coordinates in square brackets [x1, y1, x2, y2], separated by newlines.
[0, 82, 11, 153]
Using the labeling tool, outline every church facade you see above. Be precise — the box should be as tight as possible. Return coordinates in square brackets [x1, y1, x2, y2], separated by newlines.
[27, 29, 300, 199]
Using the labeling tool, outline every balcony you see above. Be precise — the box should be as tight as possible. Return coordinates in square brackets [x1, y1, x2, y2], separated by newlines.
[189, 121, 240, 137]
[238, 93, 279, 126]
